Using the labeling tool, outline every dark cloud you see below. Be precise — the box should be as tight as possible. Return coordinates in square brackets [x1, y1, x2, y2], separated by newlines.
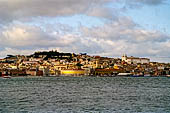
[134, 0, 166, 5]
[0, 0, 113, 23]
[123, 0, 167, 9]
[0, 0, 167, 23]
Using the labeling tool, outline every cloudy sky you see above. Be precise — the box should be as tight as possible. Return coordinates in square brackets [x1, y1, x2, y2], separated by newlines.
[0, 0, 170, 62]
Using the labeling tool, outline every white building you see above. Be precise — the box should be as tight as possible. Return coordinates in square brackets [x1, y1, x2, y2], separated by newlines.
[122, 54, 150, 64]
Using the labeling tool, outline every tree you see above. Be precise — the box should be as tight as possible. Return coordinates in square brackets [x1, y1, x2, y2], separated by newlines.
[76, 63, 83, 69]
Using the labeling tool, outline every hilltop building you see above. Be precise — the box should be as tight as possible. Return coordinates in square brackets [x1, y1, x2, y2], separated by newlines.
[122, 54, 150, 64]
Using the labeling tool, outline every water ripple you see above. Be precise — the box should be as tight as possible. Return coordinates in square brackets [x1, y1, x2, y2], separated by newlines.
[0, 77, 170, 113]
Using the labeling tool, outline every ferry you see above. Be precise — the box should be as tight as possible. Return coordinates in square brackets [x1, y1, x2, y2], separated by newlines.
[2, 75, 11, 79]
[130, 75, 144, 77]
[144, 74, 151, 77]
[117, 73, 132, 77]
[166, 75, 170, 77]
[0, 72, 11, 79]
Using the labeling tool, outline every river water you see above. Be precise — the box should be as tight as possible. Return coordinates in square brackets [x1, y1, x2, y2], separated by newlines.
[0, 77, 170, 113]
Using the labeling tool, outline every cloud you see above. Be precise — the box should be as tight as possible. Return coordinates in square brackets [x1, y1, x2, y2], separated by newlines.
[86, 6, 118, 20]
[131, 0, 166, 5]
[0, 23, 79, 49]
[80, 17, 170, 58]
[0, 22, 104, 56]
[0, 0, 114, 23]
[0, 48, 35, 57]
[0, 47, 61, 58]
[0, 25, 54, 48]
[0, 17, 169, 62]
[0, 0, 167, 23]
[123, 0, 167, 9]
[0, 0, 169, 63]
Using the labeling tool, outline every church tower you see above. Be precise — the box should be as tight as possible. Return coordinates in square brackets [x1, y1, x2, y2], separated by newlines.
[121, 54, 127, 61]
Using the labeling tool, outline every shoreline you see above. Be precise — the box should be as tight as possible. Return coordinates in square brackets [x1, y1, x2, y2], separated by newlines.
[1, 75, 170, 78]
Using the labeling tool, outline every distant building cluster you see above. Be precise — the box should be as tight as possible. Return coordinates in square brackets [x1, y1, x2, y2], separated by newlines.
[122, 54, 150, 64]
[0, 50, 170, 77]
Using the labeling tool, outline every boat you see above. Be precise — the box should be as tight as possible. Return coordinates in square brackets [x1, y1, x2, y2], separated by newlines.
[117, 73, 132, 77]
[0, 73, 11, 79]
[48, 74, 58, 77]
[144, 74, 151, 77]
[2, 75, 11, 79]
[130, 75, 144, 77]
[166, 75, 170, 77]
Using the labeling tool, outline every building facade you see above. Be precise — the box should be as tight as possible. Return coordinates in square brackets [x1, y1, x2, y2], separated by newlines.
[122, 54, 150, 64]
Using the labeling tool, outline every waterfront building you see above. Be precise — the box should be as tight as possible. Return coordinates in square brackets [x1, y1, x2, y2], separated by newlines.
[26, 69, 43, 76]
[0, 50, 169, 77]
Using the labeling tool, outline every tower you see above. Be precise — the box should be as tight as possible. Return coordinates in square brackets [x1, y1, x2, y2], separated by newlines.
[122, 54, 127, 61]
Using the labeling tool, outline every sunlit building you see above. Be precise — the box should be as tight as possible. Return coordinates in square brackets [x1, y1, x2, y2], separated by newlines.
[122, 54, 150, 64]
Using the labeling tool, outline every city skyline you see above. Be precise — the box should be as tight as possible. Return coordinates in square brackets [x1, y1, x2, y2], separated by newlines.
[1, 49, 169, 77]
[0, 0, 170, 63]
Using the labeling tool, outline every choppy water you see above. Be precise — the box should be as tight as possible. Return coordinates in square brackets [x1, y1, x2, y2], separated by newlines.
[0, 77, 170, 113]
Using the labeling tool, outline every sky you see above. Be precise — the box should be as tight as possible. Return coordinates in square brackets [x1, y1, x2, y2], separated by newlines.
[0, 0, 170, 63]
